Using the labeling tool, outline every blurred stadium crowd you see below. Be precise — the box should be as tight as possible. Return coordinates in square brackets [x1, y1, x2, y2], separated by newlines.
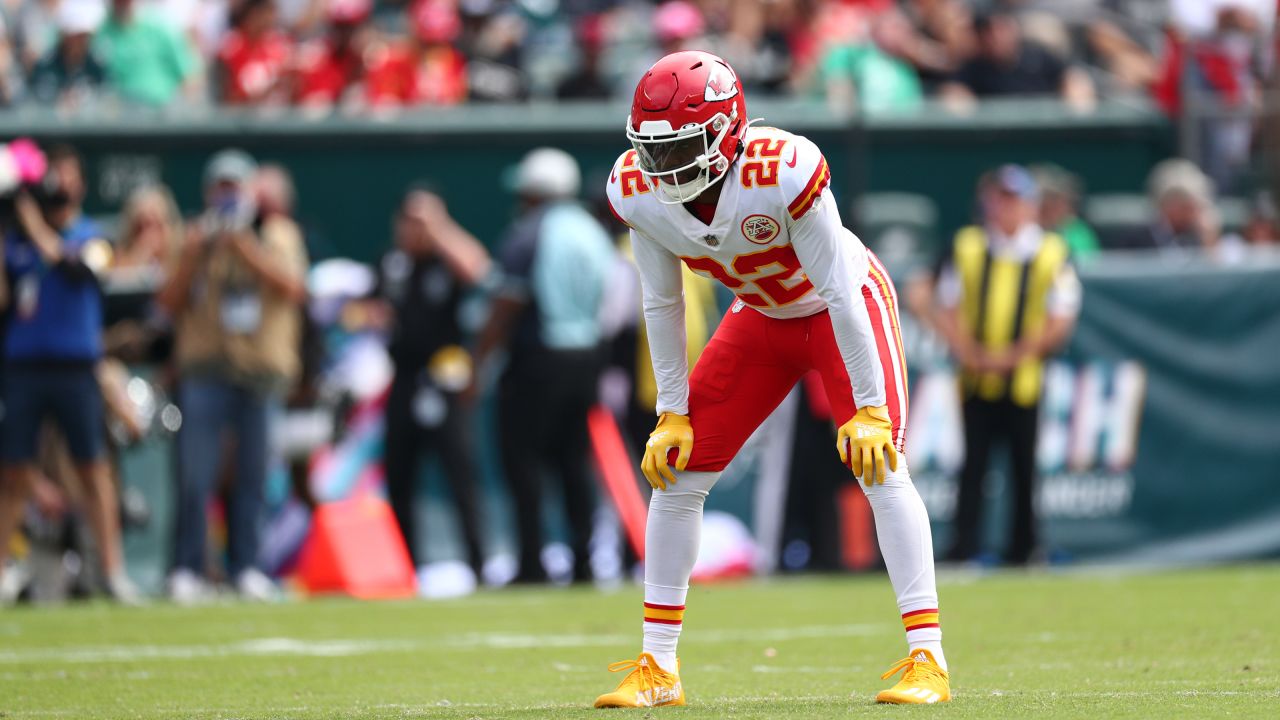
[0, 0, 1270, 115]
[0, 0, 1276, 606]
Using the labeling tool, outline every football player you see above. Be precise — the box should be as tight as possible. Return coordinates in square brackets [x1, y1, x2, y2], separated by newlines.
[594, 51, 950, 708]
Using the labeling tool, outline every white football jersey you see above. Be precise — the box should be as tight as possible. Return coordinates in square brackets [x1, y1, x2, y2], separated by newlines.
[606, 125, 888, 417]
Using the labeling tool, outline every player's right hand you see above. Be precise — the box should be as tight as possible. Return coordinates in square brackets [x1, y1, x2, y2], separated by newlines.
[642, 413, 694, 490]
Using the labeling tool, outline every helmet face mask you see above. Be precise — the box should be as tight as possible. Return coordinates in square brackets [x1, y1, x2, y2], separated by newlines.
[626, 51, 748, 205]
[627, 111, 735, 204]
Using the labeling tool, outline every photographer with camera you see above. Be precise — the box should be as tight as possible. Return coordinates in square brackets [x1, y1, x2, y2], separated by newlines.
[0, 143, 140, 605]
[158, 150, 308, 603]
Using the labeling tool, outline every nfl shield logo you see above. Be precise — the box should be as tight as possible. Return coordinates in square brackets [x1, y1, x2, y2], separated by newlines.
[702, 234, 719, 247]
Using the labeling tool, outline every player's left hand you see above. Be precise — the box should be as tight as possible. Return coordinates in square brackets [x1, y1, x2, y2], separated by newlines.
[837, 406, 899, 487]
[642, 413, 693, 490]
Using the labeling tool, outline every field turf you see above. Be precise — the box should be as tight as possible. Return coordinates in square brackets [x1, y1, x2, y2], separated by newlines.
[2, 565, 1277, 719]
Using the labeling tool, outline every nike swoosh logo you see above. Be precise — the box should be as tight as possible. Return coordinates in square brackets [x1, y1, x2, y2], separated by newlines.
[785, 147, 797, 168]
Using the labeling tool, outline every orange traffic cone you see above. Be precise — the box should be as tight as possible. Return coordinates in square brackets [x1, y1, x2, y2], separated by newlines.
[294, 494, 417, 599]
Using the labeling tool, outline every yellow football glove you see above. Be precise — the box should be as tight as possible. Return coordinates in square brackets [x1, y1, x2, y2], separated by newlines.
[641, 413, 694, 491]
[837, 405, 899, 487]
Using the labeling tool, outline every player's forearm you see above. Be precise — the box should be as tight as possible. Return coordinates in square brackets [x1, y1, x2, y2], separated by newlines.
[827, 303, 888, 409]
[789, 196, 883, 409]
[643, 299, 690, 415]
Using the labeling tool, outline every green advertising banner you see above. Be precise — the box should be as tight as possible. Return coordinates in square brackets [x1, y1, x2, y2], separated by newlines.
[906, 255, 1280, 565]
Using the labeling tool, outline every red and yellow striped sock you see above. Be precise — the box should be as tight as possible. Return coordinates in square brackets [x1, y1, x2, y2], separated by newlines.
[902, 608, 940, 632]
[644, 602, 685, 626]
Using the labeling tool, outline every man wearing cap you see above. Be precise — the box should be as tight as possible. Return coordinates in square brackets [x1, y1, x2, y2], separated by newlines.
[935, 165, 1081, 566]
[469, 148, 617, 584]
[158, 150, 308, 602]
[28, 0, 108, 108]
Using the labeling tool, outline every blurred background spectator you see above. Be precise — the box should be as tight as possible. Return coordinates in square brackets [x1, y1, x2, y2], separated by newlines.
[158, 149, 308, 603]
[470, 147, 615, 584]
[112, 184, 183, 271]
[1031, 164, 1101, 260]
[1112, 158, 1220, 251]
[941, 8, 1096, 110]
[934, 165, 1082, 566]
[367, 187, 491, 584]
[294, 0, 372, 108]
[28, 0, 109, 109]
[216, 0, 294, 106]
[95, 0, 202, 107]
[0, 144, 139, 603]
[363, 0, 468, 107]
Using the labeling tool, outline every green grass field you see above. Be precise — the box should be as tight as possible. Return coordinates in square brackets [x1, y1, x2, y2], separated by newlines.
[2, 565, 1278, 719]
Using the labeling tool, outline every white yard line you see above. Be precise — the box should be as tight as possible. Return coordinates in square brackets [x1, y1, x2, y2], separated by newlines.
[0, 623, 883, 665]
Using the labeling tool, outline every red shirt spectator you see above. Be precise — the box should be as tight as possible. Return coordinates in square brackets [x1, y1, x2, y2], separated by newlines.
[295, 0, 371, 106]
[363, 0, 467, 107]
[218, 0, 294, 105]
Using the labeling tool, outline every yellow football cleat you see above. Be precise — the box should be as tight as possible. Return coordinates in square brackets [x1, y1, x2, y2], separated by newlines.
[875, 648, 951, 704]
[593, 653, 685, 709]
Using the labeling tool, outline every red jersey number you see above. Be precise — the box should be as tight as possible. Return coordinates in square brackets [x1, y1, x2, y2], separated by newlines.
[740, 138, 786, 189]
[617, 150, 651, 198]
[681, 245, 813, 309]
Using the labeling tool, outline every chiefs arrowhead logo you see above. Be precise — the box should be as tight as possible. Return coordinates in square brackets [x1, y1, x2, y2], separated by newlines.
[741, 214, 780, 245]
[705, 64, 739, 102]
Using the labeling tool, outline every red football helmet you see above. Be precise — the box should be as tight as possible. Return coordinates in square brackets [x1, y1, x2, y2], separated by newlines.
[626, 51, 749, 204]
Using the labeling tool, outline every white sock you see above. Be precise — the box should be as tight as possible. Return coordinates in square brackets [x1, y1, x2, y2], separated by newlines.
[861, 460, 948, 672]
[641, 470, 720, 674]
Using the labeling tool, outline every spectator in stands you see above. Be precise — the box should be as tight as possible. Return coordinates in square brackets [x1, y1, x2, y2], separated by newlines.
[158, 149, 308, 603]
[217, 0, 294, 106]
[654, 1, 707, 58]
[363, 0, 467, 107]
[457, 2, 527, 103]
[812, 6, 924, 115]
[0, 144, 140, 604]
[368, 187, 491, 584]
[936, 165, 1081, 566]
[555, 14, 610, 101]
[942, 9, 1095, 111]
[294, 0, 372, 108]
[469, 148, 616, 584]
[28, 0, 108, 109]
[95, 0, 201, 107]
[1240, 192, 1280, 246]
[1112, 159, 1220, 251]
[711, 0, 794, 95]
[14, 0, 64, 73]
[1155, 1, 1274, 190]
[1219, 191, 1278, 261]
[1030, 164, 1100, 260]
[899, 0, 976, 90]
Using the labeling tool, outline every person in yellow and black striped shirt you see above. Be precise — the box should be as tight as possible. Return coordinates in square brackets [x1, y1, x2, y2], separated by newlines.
[935, 165, 1081, 566]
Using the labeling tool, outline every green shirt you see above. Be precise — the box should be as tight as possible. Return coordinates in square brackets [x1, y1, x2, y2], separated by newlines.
[1056, 216, 1100, 260]
[817, 44, 922, 115]
[94, 12, 198, 107]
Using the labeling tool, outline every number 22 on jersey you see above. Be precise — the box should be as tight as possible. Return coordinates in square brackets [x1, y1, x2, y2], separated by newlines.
[682, 245, 814, 309]
[740, 137, 787, 189]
